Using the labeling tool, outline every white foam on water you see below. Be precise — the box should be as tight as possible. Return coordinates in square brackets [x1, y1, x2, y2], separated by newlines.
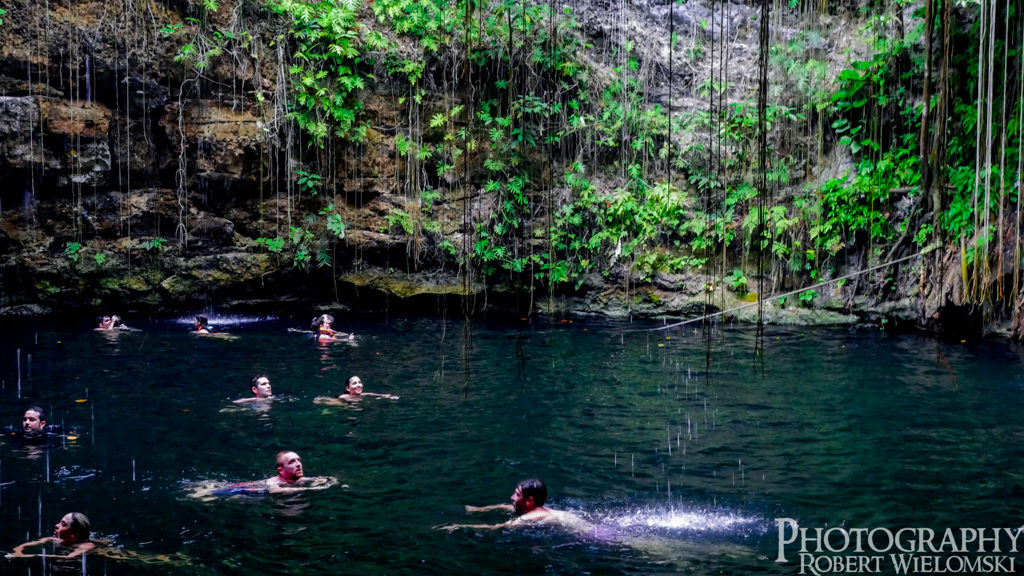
[174, 315, 278, 327]
[609, 506, 764, 534]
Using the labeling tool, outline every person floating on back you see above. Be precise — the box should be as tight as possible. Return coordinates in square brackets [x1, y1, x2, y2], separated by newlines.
[311, 314, 354, 342]
[436, 478, 589, 532]
[314, 375, 399, 405]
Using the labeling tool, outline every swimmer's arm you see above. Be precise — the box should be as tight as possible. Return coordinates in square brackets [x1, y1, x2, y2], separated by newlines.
[90, 545, 192, 567]
[434, 522, 510, 532]
[302, 476, 340, 490]
[7, 539, 93, 559]
[268, 476, 341, 492]
[313, 397, 345, 405]
[362, 392, 400, 400]
[465, 503, 514, 513]
[7, 537, 54, 558]
[61, 542, 94, 558]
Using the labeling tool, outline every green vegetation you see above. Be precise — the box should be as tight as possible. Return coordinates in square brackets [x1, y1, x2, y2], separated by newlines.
[31, 0, 1020, 318]
[64, 241, 83, 264]
[228, 0, 1019, 313]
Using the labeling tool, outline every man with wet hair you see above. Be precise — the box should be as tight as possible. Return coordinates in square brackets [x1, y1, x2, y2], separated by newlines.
[21, 406, 46, 438]
[515, 478, 548, 512]
[234, 374, 273, 404]
[264, 450, 339, 493]
[4, 406, 74, 448]
[437, 478, 588, 531]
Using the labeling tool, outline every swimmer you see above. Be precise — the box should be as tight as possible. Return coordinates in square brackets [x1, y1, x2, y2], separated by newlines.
[192, 315, 212, 334]
[264, 451, 340, 493]
[187, 451, 341, 500]
[4, 406, 76, 451]
[436, 478, 590, 532]
[5, 512, 95, 559]
[314, 375, 399, 405]
[6, 512, 193, 566]
[311, 313, 354, 341]
[96, 315, 129, 330]
[234, 374, 273, 404]
[21, 406, 47, 439]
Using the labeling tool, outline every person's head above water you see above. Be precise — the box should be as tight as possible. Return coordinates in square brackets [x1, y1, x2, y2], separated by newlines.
[512, 478, 548, 514]
[312, 313, 335, 330]
[250, 375, 272, 398]
[275, 451, 304, 483]
[97, 316, 114, 329]
[23, 406, 46, 435]
[344, 375, 363, 396]
[54, 512, 91, 546]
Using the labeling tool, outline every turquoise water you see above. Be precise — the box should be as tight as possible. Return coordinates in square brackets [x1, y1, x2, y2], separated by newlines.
[1, 316, 1023, 575]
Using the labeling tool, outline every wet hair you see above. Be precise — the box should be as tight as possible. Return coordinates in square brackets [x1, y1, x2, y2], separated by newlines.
[195, 315, 209, 327]
[251, 374, 270, 388]
[25, 406, 46, 423]
[97, 315, 112, 326]
[66, 512, 91, 543]
[346, 375, 361, 387]
[311, 314, 334, 330]
[275, 450, 298, 468]
[518, 478, 547, 507]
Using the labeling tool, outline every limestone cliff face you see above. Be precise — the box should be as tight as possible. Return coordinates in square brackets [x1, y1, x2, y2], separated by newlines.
[0, 0, 978, 333]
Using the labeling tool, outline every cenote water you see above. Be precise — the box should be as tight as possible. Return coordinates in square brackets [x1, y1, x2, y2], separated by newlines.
[1, 316, 1023, 575]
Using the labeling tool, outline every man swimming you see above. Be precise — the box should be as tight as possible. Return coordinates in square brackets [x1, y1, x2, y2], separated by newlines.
[22, 406, 47, 439]
[264, 451, 339, 493]
[3, 406, 76, 451]
[437, 478, 589, 531]
[189, 450, 341, 499]
[234, 374, 273, 404]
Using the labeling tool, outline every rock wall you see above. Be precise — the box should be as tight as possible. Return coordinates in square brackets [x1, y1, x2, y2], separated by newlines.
[0, 0, 990, 335]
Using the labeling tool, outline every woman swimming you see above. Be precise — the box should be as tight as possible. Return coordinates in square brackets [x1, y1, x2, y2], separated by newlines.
[6, 512, 95, 559]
